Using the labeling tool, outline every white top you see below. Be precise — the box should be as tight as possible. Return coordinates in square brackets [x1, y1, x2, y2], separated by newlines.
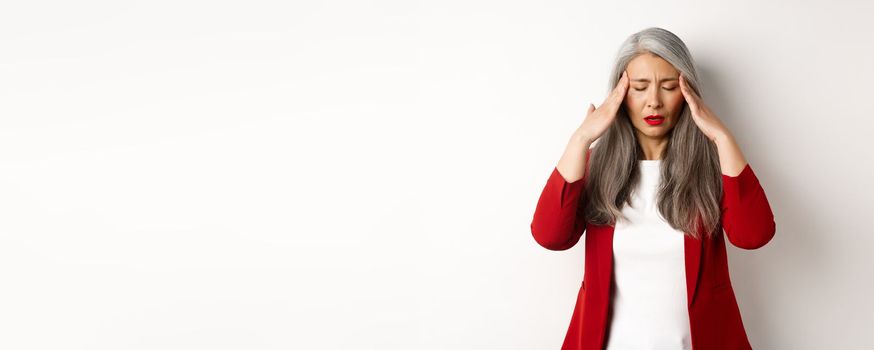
[604, 159, 693, 350]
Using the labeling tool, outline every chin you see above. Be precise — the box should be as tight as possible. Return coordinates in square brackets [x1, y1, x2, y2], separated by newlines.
[635, 127, 672, 139]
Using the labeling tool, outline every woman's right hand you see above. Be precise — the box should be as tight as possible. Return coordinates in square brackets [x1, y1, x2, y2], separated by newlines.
[573, 70, 630, 144]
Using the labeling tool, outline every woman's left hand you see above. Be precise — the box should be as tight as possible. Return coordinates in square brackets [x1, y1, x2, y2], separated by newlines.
[679, 73, 730, 142]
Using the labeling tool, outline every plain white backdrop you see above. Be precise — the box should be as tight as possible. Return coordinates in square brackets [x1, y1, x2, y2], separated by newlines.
[1, 0, 872, 349]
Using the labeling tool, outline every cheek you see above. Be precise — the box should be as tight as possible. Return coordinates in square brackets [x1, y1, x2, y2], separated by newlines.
[625, 92, 645, 107]
[667, 93, 685, 111]
[624, 95, 642, 118]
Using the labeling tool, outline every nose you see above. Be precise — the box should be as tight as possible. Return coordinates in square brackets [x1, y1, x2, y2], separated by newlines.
[646, 88, 662, 110]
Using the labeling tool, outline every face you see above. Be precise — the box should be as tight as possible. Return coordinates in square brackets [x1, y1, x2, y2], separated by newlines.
[623, 53, 685, 139]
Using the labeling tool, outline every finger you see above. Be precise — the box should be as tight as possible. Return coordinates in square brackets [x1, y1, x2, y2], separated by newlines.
[680, 73, 700, 101]
[679, 73, 699, 110]
[610, 70, 630, 108]
[601, 71, 625, 107]
[616, 70, 629, 92]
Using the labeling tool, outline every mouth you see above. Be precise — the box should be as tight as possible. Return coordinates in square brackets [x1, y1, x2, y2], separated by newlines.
[644, 114, 665, 126]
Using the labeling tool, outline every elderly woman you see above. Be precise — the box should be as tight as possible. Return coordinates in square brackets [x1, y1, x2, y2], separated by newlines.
[530, 27, 776, 350]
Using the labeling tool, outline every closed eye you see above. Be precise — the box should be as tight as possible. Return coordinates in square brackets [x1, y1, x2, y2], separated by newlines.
[634, 87, 677, 91]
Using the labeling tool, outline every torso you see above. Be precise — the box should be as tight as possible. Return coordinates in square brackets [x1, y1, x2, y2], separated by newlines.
[604, 159, 692, 350]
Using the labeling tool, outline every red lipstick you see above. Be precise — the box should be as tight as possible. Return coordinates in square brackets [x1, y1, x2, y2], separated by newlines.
[644, 114, 664, 126]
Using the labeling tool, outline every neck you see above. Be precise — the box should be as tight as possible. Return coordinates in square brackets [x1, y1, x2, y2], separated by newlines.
[636, 133, 669, 160]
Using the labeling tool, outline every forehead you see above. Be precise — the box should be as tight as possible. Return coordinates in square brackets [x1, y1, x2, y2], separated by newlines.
[627, 53, 679, 82]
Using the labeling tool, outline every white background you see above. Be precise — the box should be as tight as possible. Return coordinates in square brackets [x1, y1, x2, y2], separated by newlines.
[1, 0, 872, 349]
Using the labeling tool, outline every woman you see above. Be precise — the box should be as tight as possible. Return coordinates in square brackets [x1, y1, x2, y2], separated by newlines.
[530, 27, 776, 350]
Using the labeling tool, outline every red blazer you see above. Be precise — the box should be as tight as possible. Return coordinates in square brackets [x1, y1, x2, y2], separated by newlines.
[531, 149, 776, 350]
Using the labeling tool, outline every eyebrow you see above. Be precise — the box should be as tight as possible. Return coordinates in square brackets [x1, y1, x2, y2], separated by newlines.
[631, 77, 679, 83]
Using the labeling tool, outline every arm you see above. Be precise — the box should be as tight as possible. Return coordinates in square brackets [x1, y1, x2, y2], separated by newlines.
[530, 71, 629, 250]
[530, 144, 593, 251]
[677, 74, 775, 249]
[717, 135, 776, 249]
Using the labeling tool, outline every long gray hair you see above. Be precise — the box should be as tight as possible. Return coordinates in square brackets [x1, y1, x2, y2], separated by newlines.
[582, 27, 722, 240]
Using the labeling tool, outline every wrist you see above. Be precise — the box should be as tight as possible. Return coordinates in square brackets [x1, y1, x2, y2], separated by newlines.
[714, 131, 734, 146]
[570, 130, 594, 146]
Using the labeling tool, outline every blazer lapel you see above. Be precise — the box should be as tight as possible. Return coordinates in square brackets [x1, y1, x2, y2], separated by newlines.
[684, 234, 702, 307]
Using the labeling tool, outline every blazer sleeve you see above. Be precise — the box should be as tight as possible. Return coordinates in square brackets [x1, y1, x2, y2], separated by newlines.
[720, 163, 777, 250]
[530, 149, 592, 251]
